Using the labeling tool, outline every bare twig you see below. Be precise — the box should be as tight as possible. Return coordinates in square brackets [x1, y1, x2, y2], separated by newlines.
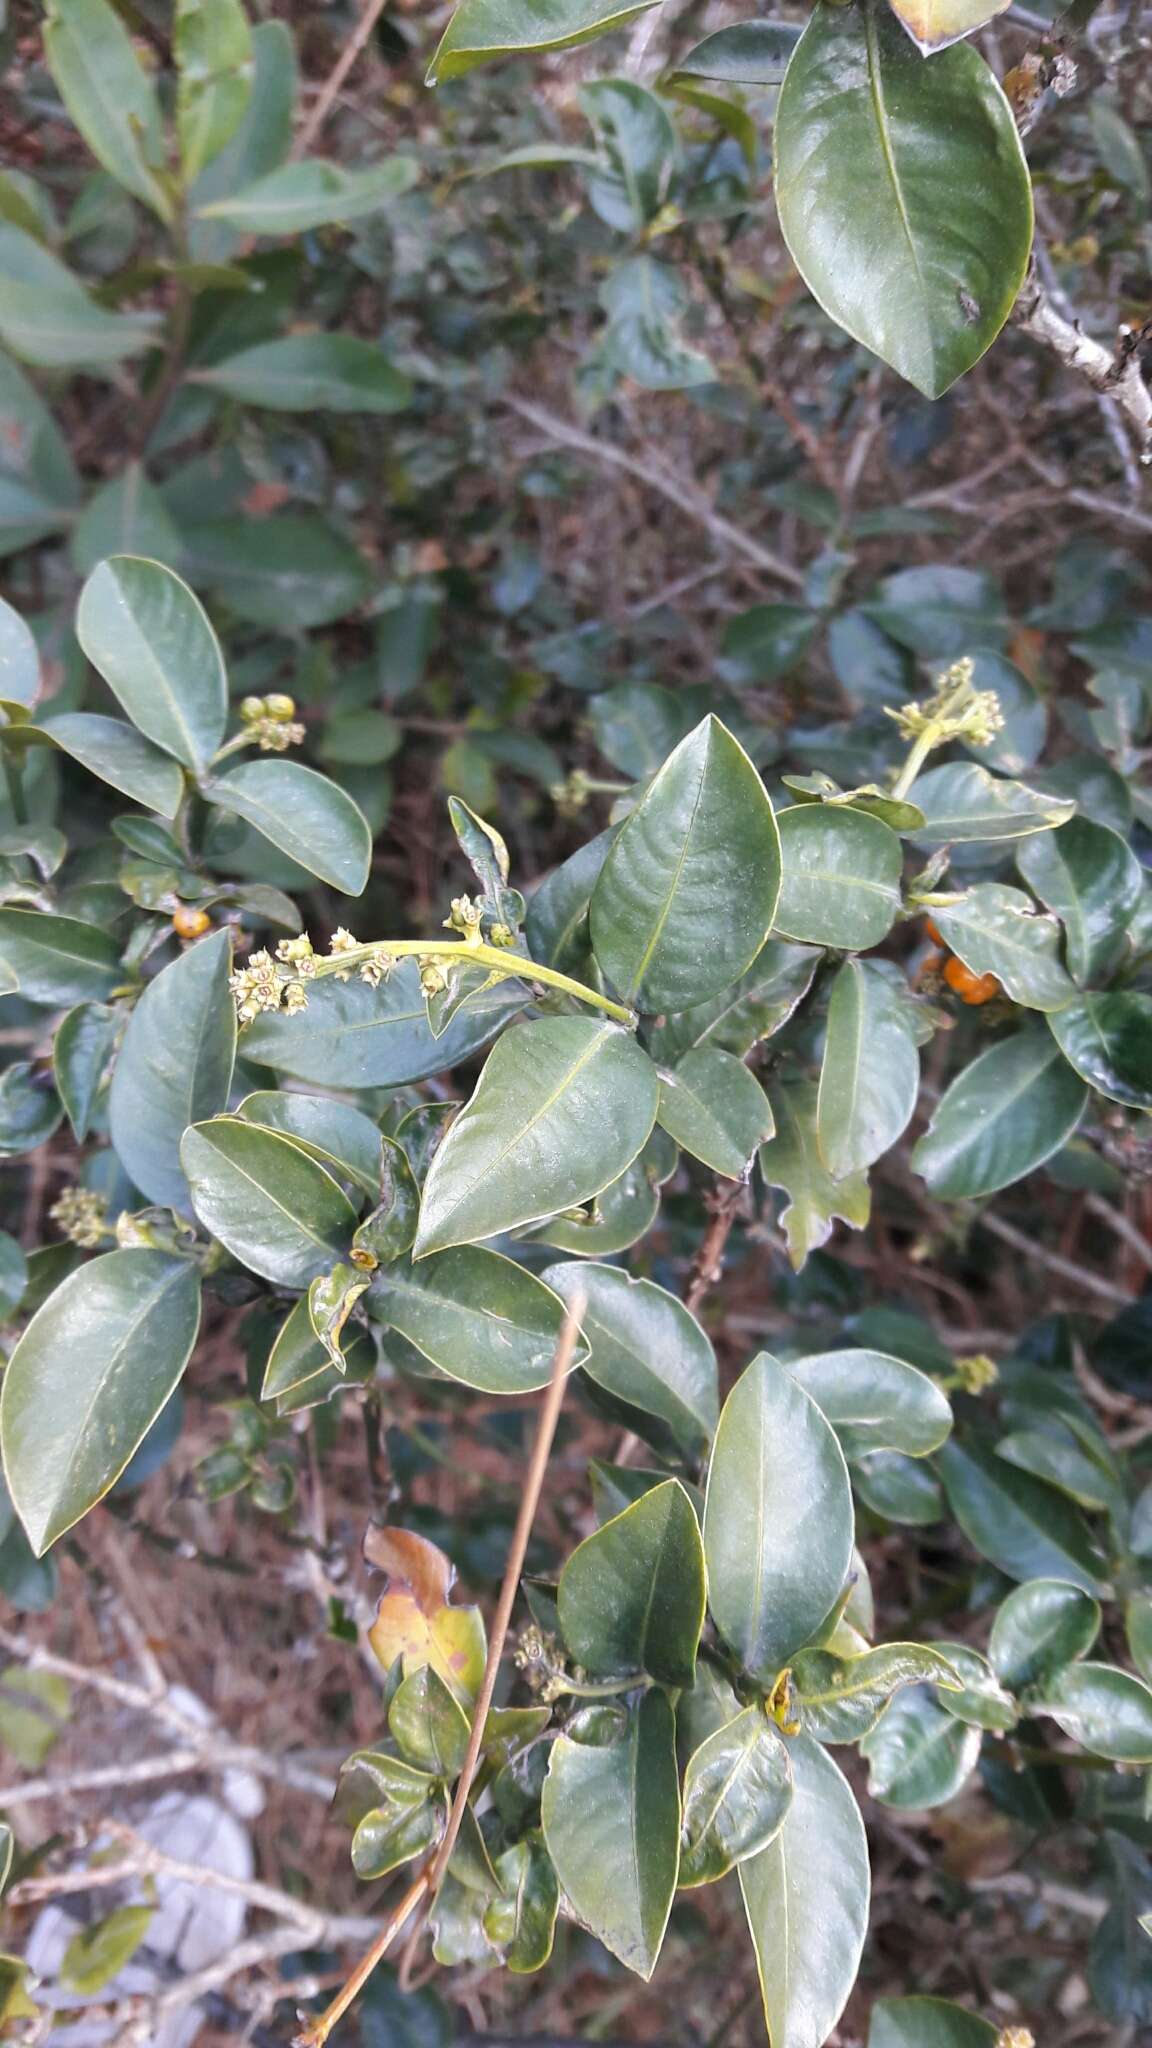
[977, 1211, 1132, 1307]
[685, 1178, 752, 1317]
[295, 1293, 584, 2047]
[1085, 1193, 1152, 1273]
[503, 395, 805, 589]
[1012, 259, 1152, 467]
[292, 0, 391, 160]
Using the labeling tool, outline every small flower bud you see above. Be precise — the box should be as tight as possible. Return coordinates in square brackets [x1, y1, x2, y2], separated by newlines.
[264, 693, 297, 722]
[240, 696, 267, 723]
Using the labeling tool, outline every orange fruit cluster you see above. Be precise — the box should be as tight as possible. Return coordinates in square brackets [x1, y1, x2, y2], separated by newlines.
[922, 919, 1001, 1006]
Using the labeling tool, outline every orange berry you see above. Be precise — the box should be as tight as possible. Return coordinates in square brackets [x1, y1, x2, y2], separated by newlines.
[924, 917, 944, 945]
[172, 905, 211, 940]
[944, 956, 1000, 1005]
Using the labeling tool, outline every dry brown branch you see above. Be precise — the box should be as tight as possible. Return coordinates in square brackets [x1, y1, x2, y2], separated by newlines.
[978, 1211, 1132, 1307]
[295, 1292, 584, 2047]
[1012, 260, 1152, 467]
[292, 0, 391, 160]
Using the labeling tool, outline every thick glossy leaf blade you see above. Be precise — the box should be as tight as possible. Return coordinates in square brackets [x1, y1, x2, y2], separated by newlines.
[241, 961, 521, 1087]
[39, 714, 184, 818]
[196, 157, 417, 233]
[792, 1643, 960, 1745]
[109, 930, 236, 1211]
[908, 762, 1075, 845]
[913, 1027, 1088, 1198]
[181, 1117, 359, 1285]
[429, 0, 659, 82]
[816, 960, 919, 1179]
[938, 1439, 1105, 1592]
[239, 1090, 386, 1198]
[371, 1248, 585, 1395]
[543, 1261, 717, 1456]
[193, 333, 411, 413]
[648, 940, 819, 1063]
[590, 716, 781, 1013]
[204, 759, 371, 894]
[680, 1709, 792, 1887]
[175, 0, 254, 184]
[933, 884, 1074, 1011]
[786, 1349, 952, 1459]
[657, 1045, 773, 1178]
[559, 1480, 705, 1687]
[1017, 816, 1143, 987]
[1036, 1661, 1152, 1763]
[704, 1353, 854, 1683]
[1048, 992, 1152, 1111]
[541, 1690, 679, 1979]
[773, 806, 901, 949]
[0, 1250, 200, 1553]
[774, 1, 1031, 398]
[672, 21, 800, 85]
[869, 1997, 997, 2048]
[76, 557, 228, 773]
[739, 1733, 869, 2048]
[0, 910, 121, 1007]
[861, 1686, 982, 1809]
[414, 1018, 658, 1257]
[54, 1002, 118, 1141]
[987, 1578, 1101, 1691]
[760, 1079, 870, 1270]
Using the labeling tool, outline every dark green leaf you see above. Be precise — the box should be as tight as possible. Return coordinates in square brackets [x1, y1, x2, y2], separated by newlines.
[180, 512, 372, 629]
[541, 1689, 679, 1979]
[238, 1089, 385, 1198]
[704, 1353, 854, 1682]
[590, 716, 781, 1012]
[817, 960, 920, 1179]
[657, 1046, 773, 1178]
[647, 940, 819, 1063]
[175, 0, 254, 184]
[1018, 817, 1143, 987]
[739, 1732, 869, 2048]
[110, 930, 235, 1211]
[205, 759, 371, 894]
[0, 1249, 199, 1553]
[193, 333, 411, 413]
[241, 961, 520, 1087]
[558, 1479, 705, 1688]
[933, 884, 1074, 1012]
[197, 157, 417, 233]
[429, 0, 659, 82]
[912, 1028, 1088, 1198]
[0, 909, 121, 1006]
[792, 1642, 960, 1744]
[773, 805, 901, 949]
[182, 1116, 359, 1285]
[485, 1835, 559, 1972]
[861, 1686, 982, 1808]
[869, 1996, 998, 2047]
[1048, 993, 1152, 1111]
[1036, 1662, 1152, 1763]
[671, 22, 801, 87]
[390, 1664, 471, 1775]
[414, 1018, 658, 1256]
[542, 1260, 717, 1457]
[54, 1002, 117, 1140]
[774, 1, 1031, 398]
[937, 1439, 1105, 1592]
[988, 1578, 1101, 1691]
[39, 713, 185, 818]
[680, 1708, 792, 1887]
[786, 1349, 951, 1459]
[371, 1248, 585, 1395]
[908, 762, 1075, 845]
[76, 557, 228, 773]
[44, 0, 172, 219]
[760, 1078, 871, 1270]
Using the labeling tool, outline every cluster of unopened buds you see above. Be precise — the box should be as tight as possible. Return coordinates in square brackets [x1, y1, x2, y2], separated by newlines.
[887, 656, 1006, 752]
[49, 1186, 109, 1248]
[237, 692, 306, 753]
[229, 928, 394, 1022]
[514, 1623, 572, 1704]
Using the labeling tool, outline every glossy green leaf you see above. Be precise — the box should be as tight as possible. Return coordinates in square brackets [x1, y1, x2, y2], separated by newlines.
[241, 961, 520, 1087]
[39, 714, 185, 818]
[44, 0, 172, 220]
[1036, 1662, 1152, 1763]
[182, 1116, 359, 1285]
[197, 156, 417, 233]
[308, 1261, 370, 1370]
[0, 1249, 200, 1554]
[739, 1732, 869, 2048]
[0, 909, 121, 1006]
[927, 1642, 1016, 1732]
[110, 930, 235, 1211]
[205, 759, 371, 894]
[590, 716, 781, 1013]
[937, 1439, 1104, 1592]
[54, 1002, 117, 1141]
[70, 464, 183, 579]
[773, 805, 901, 949]
[1128, 1592, 1152, 1685]
[261, 1298, 375, 1407]
[704, 1353, 853, 1683]
[0, 1063, 62, 1155]
[175, 0, 254, 184]
[352, 1773, 447, 1880]
[679, 1708, 792, 1888]
[541, 1689, 679, 1980]
[429, 0, 658, 82]
[817, 960, 920, 1180]
[850, 1449, 945, 1525]
[371, 1248, 585, 1395]
[869, 1995, 998, 2047]
[912, 1028, 1088, 1198]
[1048, 993, 1152, 1111]
[238, 1090, 385, 1198]
[390, 1664, 471, 1776]
[193, 334, 411, 413]
[542, 1261, 717, 1457]
[786, 1349, 951, 1459]
[648, 940, 819, 1063]
[996, 1417, 1121, 1514]
[909, 762, 1075, 845]
[988, 1578, 1101, 1691]
[414, 1018, 658, 1256]
[1017, 816, 1143, 988]
[672, 21, 801, 86]
[792, 1642, 960, 1744]
[526, 1133, 671, 1258]
[861, 1686, 982, 1809]
[657, 1046, 773, 1178]
[774, 1, 1031, 398]
[76, 557, 227, 774]
[0, 349, 80, 544]
[933, 884, 1074, 1011]
[0, 596, 38, 706]
[0, 227, 158, 369]
[485, 1835, 559, 1972]
[760, 1079, 871, 1270]
[559, 1480, 705, 1688]
[189, 19, 295, 258]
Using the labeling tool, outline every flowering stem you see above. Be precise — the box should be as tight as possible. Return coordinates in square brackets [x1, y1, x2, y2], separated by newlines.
[313, 939, 636, 1028]
[890, 727, 940, 803]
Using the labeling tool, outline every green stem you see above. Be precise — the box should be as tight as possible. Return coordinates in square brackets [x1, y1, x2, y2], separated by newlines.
[314, 939, 636, 1028]
[890, 726, 940, 803]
